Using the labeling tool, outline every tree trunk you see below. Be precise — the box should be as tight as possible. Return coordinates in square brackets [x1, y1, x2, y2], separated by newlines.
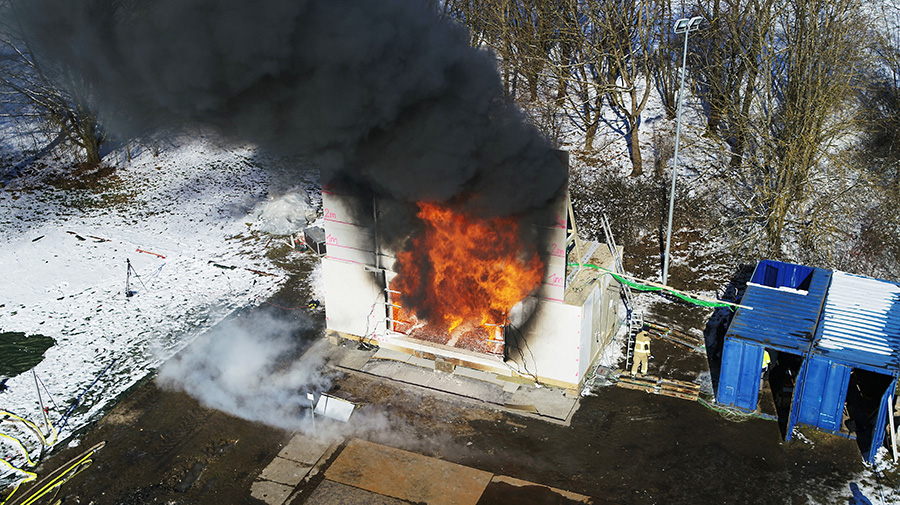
[628, 127, 643, 176]
[584, 116, 597, 150]
[583, 94, 600, 150]
[728, 134, 744, 171]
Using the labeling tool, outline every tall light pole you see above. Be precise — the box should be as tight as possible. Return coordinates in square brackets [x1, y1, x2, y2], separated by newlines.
[662, 16, 702, 286]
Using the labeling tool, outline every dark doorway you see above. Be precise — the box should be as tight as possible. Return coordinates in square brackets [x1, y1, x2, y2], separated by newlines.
[765, 350, 803, 437]
[845, 369, 893, 456]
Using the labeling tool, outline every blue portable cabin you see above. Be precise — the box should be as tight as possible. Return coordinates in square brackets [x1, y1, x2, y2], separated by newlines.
[717, 260, 831, 412]
[792, 271, 900, 461]
[717, 260, 900, 462]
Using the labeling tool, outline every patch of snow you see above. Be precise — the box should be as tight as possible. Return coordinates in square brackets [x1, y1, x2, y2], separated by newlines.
[794, 430, 815, 447]
[248, 189, 316, 235]
[0, 135, 315, 453]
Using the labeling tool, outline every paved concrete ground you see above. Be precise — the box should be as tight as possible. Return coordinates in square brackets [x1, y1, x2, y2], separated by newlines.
[250, 433, 339, 505]
[279, 438, 593, 505]
[240, 342, 598, 504]
[248, 432, 595, 505]
[330, 343, 581, 424]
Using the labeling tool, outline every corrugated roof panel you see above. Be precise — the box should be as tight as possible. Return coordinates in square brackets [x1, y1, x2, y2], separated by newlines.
[812, 271, 900, 373]
[723, 262, 830, 354]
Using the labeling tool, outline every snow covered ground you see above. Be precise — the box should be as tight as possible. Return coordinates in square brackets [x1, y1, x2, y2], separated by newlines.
[0, 133, 320, 461]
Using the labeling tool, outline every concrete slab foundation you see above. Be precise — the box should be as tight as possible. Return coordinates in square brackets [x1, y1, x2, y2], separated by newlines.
[508, 385, 579, 420]
[250, 480, 294, 505]
[331, 338, 581, 423]
[304, 480, 410, 505]
[258, 457, 311, 486]
[251, 432, 341, 505]
[360, 359, 510, 405]
[277, 433, 333, 465]
[326, 344, 375, 370]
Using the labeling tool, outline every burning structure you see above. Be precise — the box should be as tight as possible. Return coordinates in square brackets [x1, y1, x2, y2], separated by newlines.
[14, 0, 620, 388]
[323, 165, 623, 390]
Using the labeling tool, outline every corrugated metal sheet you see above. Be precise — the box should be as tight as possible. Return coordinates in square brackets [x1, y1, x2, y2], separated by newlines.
[793, 356, 851, 433]
[866, 377, 898, 462]
[812, 271, 900, 374]
[717, 338, 764, 410]
[723, 260, 830, 354]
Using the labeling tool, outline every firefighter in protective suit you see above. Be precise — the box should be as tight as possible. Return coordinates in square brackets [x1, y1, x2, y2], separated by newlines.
[631, 330, 651, 375]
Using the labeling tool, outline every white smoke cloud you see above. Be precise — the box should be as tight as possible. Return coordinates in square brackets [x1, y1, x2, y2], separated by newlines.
[156, 311, 332, 431]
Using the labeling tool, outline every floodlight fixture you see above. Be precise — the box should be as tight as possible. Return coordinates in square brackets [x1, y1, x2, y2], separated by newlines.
[674, 16, 702, 34]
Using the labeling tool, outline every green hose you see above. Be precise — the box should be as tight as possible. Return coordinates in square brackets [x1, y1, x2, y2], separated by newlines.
[569, 262, 735, 310]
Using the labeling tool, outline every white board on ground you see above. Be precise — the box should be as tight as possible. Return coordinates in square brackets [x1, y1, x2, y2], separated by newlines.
[314, 393, 355, 422]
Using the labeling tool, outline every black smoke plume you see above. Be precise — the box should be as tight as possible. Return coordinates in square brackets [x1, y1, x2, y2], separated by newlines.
[12, 0, 566, 222]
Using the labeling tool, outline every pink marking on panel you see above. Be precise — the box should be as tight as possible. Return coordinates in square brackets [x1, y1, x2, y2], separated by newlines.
[328, 242, 373, 253]
[324, 217, 362, 227]
[555, 213, 566, 229]
[549, 242, 565, 257]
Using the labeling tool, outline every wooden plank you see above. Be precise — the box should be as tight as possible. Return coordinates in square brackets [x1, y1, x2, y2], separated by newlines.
[659, 389, 699, 401]
[326, 439, 492, 505]
[617, 382, 656, 393]
[614, 370, 700, 402]
[659, 379, 700, 391]
[660, 387, 700, 397]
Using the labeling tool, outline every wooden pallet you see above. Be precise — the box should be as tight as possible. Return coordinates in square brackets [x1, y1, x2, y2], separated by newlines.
[615, 372, 700, 401]
[644, 322, 706, 352]
[617, 373, 658, 393]
[659, 377, 701, 401]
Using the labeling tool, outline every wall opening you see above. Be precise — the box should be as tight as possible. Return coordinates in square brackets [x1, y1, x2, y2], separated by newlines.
[764, 349, 803, 437]
[845, 369, 894, 455]
[751, 261, 814, 291]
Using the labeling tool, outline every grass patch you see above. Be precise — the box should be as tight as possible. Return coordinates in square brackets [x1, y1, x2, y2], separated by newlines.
[44, 164, 141, 211]
[0, 331, 56, 378]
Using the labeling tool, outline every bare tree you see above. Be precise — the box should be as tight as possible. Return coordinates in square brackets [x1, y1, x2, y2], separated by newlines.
[693, 0, 778, 172]
[725, 0, 867, 258]
[591, 0, 663, 176]
[0, 5, 105, 167]
[844, 0, 900, 275]
[551, 0, 611, 151]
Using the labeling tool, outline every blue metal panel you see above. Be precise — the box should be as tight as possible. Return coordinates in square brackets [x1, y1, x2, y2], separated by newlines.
[785, 359, 807, 442]
[723, 261, 829, 355]
[717, 338, 763, 410]
[812, 271, 900, 375]
[865, 376, 898, 463]
[795, 356, 851, 433]
[751, 260, 815, 290]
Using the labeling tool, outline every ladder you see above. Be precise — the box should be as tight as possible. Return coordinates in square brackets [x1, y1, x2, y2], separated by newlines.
[600, 213, 643, 373]
[600, 213, 633, 311]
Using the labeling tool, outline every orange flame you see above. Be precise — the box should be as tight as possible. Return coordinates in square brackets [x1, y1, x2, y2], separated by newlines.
[391, 201, 543, 354]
